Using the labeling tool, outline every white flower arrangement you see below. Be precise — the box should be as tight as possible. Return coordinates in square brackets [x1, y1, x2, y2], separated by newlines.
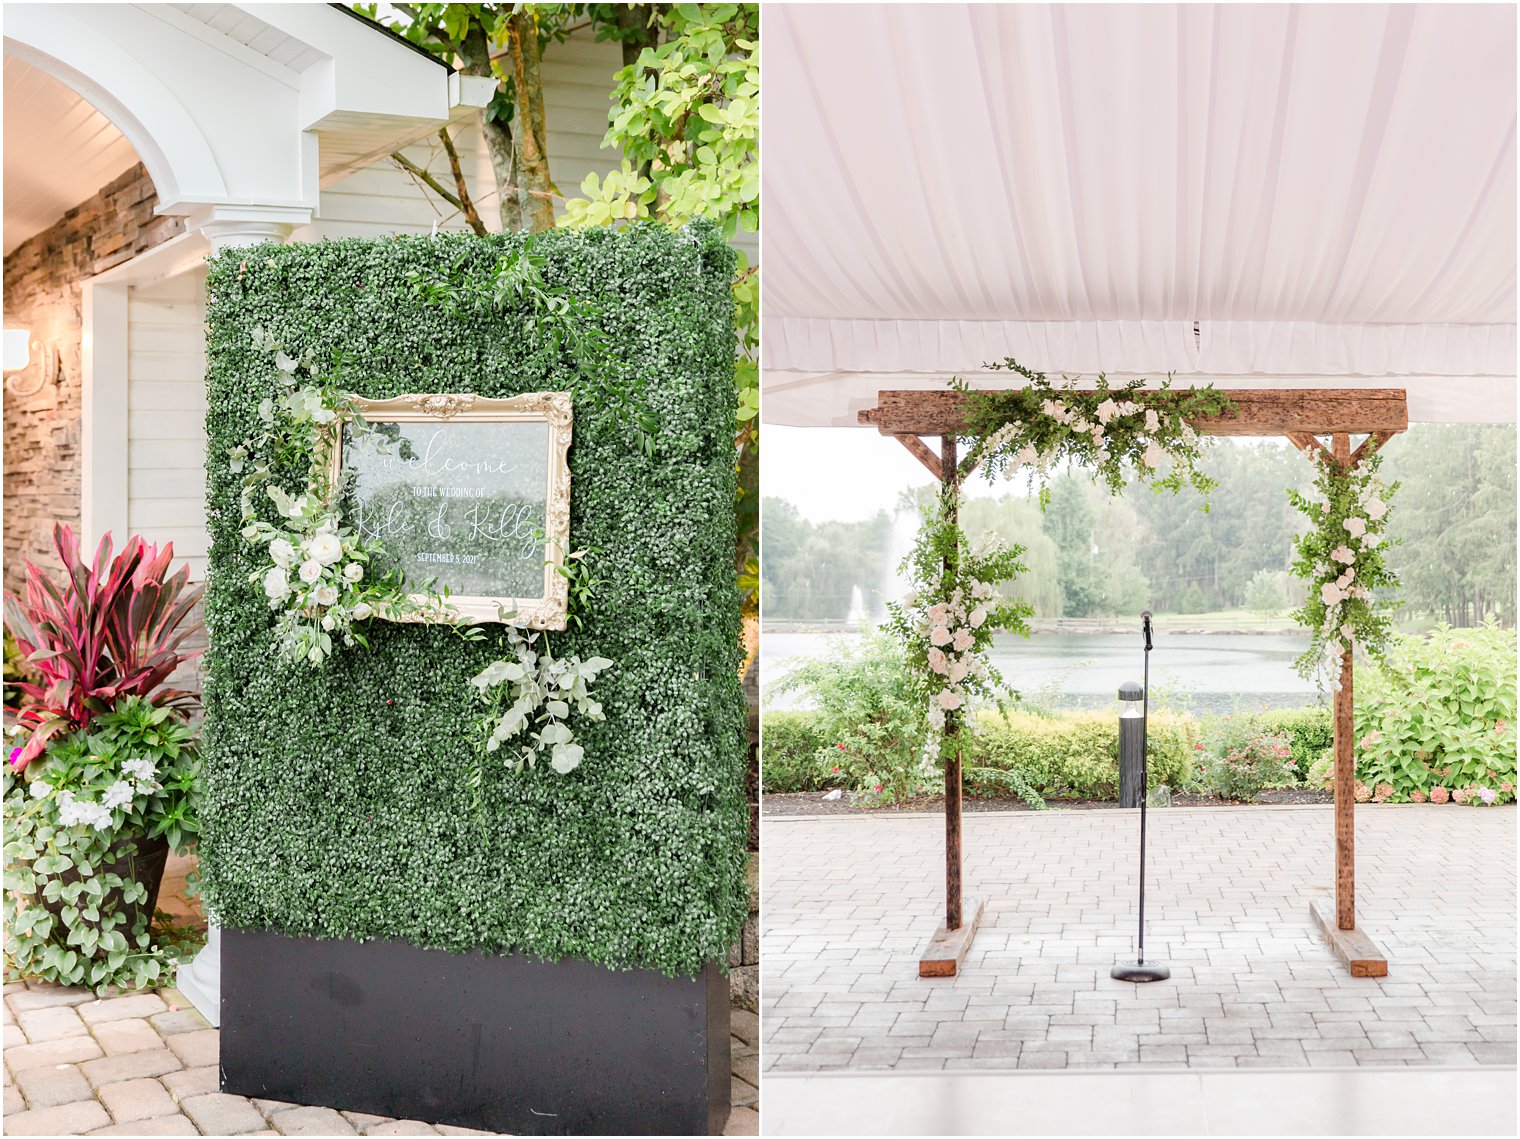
[886, 494, 1033, 768]
[470, 628, 613, 775]
[230, 332, 469, 666]
[1288, 450, 1400, 689]
[959, 360, 1234, 508]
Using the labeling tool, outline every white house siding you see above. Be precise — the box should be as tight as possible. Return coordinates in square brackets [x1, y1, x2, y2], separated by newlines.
[123, 26, 753, 578]
[126, 267, 210, 579]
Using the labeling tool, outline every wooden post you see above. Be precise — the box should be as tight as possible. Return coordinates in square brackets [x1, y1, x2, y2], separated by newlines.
[941, 434, 963, 933]
[1332, 432, 1356, 931]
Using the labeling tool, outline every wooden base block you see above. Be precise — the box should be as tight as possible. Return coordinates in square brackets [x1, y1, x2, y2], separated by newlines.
[918, 896, 986, 978]
[1310, 900, 1389, 978]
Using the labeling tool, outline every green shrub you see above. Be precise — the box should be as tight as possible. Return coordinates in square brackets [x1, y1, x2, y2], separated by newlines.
[199, 225, 746, 977]
[1256, 707, 1332, 779]
[766, 630, 928, 803]
[759, 710, 829, 793]
[1199, 718, 1295, 802]
[1353, 622, 1517, 805]
[966, 710, 1196, 800]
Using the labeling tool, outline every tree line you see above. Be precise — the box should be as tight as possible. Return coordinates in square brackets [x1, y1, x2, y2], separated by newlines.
[762, 425, 1516, 627]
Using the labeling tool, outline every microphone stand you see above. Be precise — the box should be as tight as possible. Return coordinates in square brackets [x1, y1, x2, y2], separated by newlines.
[1112, 611, 1170, 983]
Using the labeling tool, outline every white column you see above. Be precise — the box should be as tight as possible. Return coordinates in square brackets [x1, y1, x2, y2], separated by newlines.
[192, 204, 313, 251]
[174, 202, 310, 1028]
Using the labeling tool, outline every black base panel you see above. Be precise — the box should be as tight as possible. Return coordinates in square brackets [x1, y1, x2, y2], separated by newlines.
[220, 927, 730, 1135]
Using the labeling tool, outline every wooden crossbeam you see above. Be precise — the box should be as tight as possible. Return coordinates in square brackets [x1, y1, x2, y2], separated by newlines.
[1285, 432, 1333, 462]
[892, 434, 942, 481]
[858, 389, 1409, 439]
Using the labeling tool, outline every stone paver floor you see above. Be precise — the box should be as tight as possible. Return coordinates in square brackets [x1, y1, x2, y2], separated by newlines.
[2, 984, 759, 1135]
[762, 804, 1517, 1072]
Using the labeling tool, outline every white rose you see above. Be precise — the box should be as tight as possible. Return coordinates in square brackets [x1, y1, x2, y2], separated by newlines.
[343, 563, 364, 583]
[306, 531, 343, 566]
[298, 559, 324, 584]
[269, 538, 296, 568]
[1363, 533, 1382, 549]
[1343, 517, 1367, 539]
[1143, 442, 1166, 470]
[1365, 498, 1387, 520]
[263, 567, 290, 600]
[1331, 545, 1355, 565]
[1015, 444, 1039, 466]
[929, 625, 952, 647]
[1320, 583, 1343, 605]
[948, 660, 970, 684]
[969, 607, 987, 628]
[351, 601, 373, 621]
[952, 629, 974, 652]
[313, 585, 339, 607]
[321, 615, 336, 631]
[927, 603, 950, 623]
[937, 690, 963, 711]
[1096, 398, 1118, 424]
[927, 648, 949, 675]
[1321, 503, 1331, 514]
[1091, 426, 1105, 444]
[1144, 408, 1160, 432]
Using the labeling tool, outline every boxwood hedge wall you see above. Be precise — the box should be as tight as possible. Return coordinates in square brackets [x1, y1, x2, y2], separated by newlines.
[199, 223, 746, 977]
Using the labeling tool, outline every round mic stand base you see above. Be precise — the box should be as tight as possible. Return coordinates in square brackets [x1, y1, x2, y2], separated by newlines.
[1111, 960, 1171, 983]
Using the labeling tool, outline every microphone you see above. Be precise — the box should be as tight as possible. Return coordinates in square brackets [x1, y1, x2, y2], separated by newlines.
[1141, 610, 1153, 651]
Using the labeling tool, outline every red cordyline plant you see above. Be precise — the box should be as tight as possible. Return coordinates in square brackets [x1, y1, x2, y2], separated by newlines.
[3, 524, 204, 772]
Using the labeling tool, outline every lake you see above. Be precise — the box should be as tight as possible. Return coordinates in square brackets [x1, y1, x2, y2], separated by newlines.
[761, 629, 1324, 716]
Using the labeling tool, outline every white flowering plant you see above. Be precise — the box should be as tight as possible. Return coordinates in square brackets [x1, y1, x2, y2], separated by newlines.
[231, 332, 474, 666]
[959, 359, 1234, 509]
[469, 628, 613, 788]
[3, 697, 201, 991]
[885, 492, 1035, 773]
[1287, 450, 1400, 689]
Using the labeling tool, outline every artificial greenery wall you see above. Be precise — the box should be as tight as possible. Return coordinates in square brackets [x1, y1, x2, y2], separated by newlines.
[200, 223, 746, 976]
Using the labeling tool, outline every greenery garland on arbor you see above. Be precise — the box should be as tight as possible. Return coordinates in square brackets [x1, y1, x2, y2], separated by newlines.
[960, 359, 1235, 507]
[1287, 450, 1400, 688]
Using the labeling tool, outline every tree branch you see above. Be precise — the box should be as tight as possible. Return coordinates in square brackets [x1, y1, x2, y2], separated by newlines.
[437, 127, 487, 236]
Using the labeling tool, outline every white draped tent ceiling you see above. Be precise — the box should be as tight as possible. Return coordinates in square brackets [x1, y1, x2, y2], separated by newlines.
[763, 3, 1518, 428]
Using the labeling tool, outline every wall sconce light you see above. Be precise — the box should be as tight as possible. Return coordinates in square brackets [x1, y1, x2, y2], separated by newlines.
[4, 329, 59, 398]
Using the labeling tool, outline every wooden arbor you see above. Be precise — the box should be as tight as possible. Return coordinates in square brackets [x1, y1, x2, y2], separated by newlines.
[859, 388, 1409, 979]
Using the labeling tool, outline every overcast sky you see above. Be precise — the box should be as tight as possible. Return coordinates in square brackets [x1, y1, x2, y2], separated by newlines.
[761, 428, 1291, 523]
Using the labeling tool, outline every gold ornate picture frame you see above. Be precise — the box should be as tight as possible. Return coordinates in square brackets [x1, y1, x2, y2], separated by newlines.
[329, 392, 573, 629]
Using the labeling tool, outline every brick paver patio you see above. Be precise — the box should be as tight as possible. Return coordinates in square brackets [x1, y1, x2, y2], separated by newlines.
[762, 804, 1516, 1072]
[2, 984, 759, 1135]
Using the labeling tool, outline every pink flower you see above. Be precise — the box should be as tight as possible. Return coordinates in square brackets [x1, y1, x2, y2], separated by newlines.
[1430, 786, 1450, 804]
[952, 629, 974, 653]
[929, 625, 952, 647]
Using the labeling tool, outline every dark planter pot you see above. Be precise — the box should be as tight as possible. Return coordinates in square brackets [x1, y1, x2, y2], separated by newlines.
[220, 927, 731, 1135]
[41, 832, 170, 935]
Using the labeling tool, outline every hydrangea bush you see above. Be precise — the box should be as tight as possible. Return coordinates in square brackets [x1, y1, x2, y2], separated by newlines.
[200, 224, 746, 977]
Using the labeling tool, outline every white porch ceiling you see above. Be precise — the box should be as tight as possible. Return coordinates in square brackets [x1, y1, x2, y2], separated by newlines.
[763, 3, 1518, 426]
[3, 56, 140, 255]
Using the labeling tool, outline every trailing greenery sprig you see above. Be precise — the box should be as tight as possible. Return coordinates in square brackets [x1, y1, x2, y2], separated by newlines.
[1288, 449, 1400, 687]
[958, 359, 1234, 508]
[885, 490, 1035, 771]
[231, 332, 479, 666]
[408, 241, 659, 458]
[4, 698, 201, 991]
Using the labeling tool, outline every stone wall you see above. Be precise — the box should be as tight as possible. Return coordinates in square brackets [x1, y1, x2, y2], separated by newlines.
[2, 163, 183, 592]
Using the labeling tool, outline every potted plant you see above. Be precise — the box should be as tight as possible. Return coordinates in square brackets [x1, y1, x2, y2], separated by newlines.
[3, 524, 204, 991]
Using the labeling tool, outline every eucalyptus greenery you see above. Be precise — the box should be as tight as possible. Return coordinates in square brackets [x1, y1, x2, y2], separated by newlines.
[1287, 449, 1400, 687]
[200, 225, 746, 976]
[4, 698, 200, 991]
[471, 630, 613, 776]
[960, 358, 1235, 508]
